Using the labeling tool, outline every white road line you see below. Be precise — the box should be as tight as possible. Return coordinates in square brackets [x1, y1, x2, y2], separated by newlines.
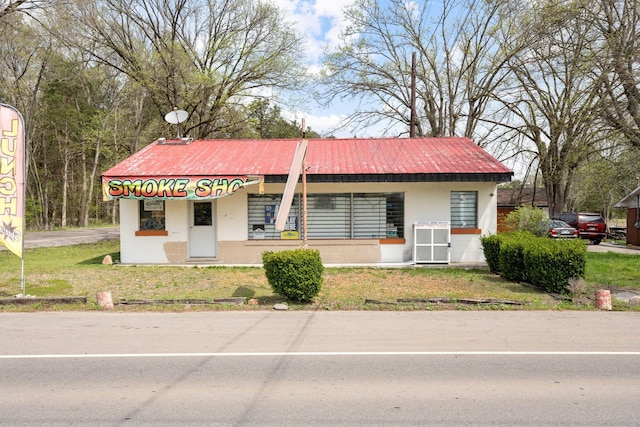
[1, 351, 640, 359]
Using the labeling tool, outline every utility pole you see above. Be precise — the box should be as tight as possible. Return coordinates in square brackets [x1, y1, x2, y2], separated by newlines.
[410, 51, 417, 137]
[301, 119, 308, 247]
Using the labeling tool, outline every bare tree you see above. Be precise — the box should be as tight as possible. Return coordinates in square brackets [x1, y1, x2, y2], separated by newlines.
[320, 0, 519, 141]
[1, 0, 307, 228]
[583, 0, 640, 149]
[0, 0, 50, 19]
[58, 0, 306, 139]
[492, 2, 610, 214]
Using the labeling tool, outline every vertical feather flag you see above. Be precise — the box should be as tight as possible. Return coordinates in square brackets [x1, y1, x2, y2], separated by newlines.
[0, 104, 25, 259]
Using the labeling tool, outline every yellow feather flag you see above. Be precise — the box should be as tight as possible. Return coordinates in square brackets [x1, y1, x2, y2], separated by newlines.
[0, 104, 25, 259]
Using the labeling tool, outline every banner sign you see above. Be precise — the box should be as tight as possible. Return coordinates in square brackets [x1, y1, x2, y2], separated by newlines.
[275, 139, 307, 231]
[102, 175, 259, 200]
[0, 104, 25, 258]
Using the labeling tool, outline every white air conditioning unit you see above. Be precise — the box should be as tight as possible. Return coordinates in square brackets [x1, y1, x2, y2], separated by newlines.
[413, 221, 450, 264]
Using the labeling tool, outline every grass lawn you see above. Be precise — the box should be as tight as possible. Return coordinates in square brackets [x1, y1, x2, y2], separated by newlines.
[0, 239, 638, 311]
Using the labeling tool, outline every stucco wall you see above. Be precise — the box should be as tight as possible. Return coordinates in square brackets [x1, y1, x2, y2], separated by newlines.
[117, 181, 497, 265]
[120, 199, 189, 264]
[218, 239, 381, 264]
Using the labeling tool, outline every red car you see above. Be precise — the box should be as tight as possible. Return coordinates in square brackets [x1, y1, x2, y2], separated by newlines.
[551, 212, 607, 244]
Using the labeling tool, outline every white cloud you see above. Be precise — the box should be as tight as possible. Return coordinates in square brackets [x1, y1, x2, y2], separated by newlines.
[285, 109, 407, 139]
[278, 107, 346, 138]
[268, 0, 360, 137]
[306, 114, 349, 138]
[403, 0, 421, 19]
[273, 0, 355, 67]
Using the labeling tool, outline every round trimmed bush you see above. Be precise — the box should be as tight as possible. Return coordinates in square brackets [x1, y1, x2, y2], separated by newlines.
[262, 249, 324, 303]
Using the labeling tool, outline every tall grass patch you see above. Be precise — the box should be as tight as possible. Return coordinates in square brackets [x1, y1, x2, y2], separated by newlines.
[585, 252, 640, 290]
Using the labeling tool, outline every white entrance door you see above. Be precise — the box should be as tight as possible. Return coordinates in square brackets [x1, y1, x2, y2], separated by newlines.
[189, 201, 216, 258]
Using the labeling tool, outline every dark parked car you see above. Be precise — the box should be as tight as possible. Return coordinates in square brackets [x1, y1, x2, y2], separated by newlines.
[551, 212, 607, 244]
[542, 219, 579, 239]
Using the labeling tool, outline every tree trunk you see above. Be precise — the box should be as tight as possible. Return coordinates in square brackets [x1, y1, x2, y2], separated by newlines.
[82, 139, 101, 226]
[60, 130, 70, 228]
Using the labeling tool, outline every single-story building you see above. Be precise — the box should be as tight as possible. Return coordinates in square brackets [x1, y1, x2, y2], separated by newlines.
[101, 137, 513, 265]
[614, 186, 640, 246]
[497, 187, 549, 233]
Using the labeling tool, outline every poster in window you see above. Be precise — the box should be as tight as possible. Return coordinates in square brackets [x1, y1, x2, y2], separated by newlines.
[144, 199, 164, 211]
[265, 204, 276, 224]
[252, 224, 265, 239]
[285, 215, 298, 231]
[281, 230, 299, 239]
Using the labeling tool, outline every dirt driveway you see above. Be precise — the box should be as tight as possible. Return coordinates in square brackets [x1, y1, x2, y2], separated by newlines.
[586, 242, 640, 255]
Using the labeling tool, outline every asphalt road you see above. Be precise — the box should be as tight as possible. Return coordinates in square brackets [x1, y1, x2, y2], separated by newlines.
[1, 311, 639, 426]
[19, 227, 120, 249]
[2, 229, 638, 425]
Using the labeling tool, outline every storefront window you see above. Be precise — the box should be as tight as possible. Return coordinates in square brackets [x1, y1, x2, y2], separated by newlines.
[139, 199, 166, 230]
[248, 193, 404, 239]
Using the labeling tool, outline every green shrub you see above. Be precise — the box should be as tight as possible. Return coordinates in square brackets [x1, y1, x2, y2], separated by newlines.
[262, 249, 324, 303]
[502, 205, 546, 234]
[484, 228, 587, 294]
[480, 234, 503, 273]
[524, 239, 586, 293]
[498, 232, 533, 283]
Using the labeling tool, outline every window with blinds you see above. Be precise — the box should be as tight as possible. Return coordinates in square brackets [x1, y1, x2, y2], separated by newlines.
[247, 194, 300, 239]
[307, 194, 350, 238]
[450, 191, 477, 228]
[248, 193, 404, 239]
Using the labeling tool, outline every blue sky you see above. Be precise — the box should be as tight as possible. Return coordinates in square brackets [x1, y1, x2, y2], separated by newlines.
[273, 0, 440, 139]
[273, 0, 526, 178]
[273, 0, 362, 138]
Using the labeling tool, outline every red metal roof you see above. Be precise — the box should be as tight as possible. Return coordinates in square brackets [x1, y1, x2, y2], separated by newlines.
[102, 137, 512, 178]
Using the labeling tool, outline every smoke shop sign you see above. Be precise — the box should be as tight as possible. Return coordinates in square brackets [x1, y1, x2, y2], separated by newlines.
[102, 176, 256, 200]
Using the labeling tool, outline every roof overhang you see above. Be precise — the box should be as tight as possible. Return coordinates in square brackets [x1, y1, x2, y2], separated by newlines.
[100, 137, 514, 198]
[264, 172, 513, 184]
[615, 186, 640, 208]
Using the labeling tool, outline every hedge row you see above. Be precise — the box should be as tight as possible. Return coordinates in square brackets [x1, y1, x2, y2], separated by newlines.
[481, 232, 586, 294]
